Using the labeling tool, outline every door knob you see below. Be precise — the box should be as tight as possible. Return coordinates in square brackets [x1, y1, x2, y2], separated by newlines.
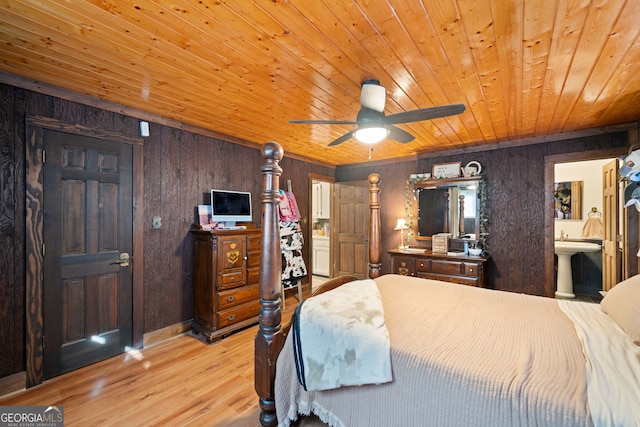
[111, 252, 131, 267]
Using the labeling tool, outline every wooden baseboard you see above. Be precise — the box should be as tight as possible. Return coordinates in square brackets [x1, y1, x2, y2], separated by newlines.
[143, 320, 192, 347]
[0, 371, 26, 398]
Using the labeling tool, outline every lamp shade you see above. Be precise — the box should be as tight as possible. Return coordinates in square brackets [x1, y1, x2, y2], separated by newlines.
[394, 218, 407, 230]
[360, 80, 386, 112]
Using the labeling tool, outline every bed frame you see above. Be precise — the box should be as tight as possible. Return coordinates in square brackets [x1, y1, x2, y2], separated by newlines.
[254, 142, 382, 426]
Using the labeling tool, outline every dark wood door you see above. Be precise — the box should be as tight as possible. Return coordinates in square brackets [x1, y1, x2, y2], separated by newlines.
[42, 130, 133, 379]
[334, 181, 369, 279]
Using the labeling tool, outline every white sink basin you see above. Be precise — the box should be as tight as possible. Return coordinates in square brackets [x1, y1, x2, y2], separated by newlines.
[554, 241, 602, 255]
[554, 240, 601, 299]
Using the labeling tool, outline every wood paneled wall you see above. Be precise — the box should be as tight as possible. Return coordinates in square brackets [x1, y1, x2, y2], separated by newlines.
[0, 83, 333, 380]
[337, 133, 629, 295]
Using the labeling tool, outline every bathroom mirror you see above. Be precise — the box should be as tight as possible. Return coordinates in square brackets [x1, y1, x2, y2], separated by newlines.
[414, 176, 481, 242]
[554, 181, 582, 220]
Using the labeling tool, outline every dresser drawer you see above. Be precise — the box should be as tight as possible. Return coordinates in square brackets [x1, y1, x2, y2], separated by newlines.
[430, 259, 463, 275]
[217, 284, 259, 310]
[247, 251, 260, 268]
[217, 300, 260, 328]
[389, 249, 487, 289]
[416, 259, 429, 272]
[463, 263, 481, 277]
[247, 266, 260, 285]
[218, 268, 246, 290]
[418, 272, 479, 287]
[393, 256, 416, 276]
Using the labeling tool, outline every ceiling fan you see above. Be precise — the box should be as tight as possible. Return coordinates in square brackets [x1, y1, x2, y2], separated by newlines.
[289, 79, 466, 146]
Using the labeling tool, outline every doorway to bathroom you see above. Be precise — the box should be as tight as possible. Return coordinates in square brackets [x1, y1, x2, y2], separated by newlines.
[544, 146, 635, 298]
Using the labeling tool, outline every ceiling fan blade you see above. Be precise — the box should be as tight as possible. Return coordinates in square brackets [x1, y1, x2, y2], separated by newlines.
[328, 130, 356, 146]
[383, 104, 466, 125]
[289, 119, 358, 125]
[387, 125, 415, 144]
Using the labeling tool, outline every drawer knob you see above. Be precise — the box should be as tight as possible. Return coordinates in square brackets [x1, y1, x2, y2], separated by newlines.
[225, 295, 236, 303]
[469, 268, 474, 272]
[226, 314, 236, 322]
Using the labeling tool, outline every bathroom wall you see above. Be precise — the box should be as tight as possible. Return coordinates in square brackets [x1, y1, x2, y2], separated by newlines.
[554, 158, 613, 240]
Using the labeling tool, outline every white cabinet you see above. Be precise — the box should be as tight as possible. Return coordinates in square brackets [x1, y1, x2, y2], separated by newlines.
[313, 236, 330, 276]
[312, 182, 331, 219]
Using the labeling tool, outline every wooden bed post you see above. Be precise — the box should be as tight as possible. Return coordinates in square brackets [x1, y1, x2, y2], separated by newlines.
[255, 141, 284, 427]
[368, 173, 381, 278]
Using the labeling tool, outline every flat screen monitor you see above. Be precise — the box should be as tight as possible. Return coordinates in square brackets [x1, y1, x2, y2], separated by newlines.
[210, 189, 252, 228]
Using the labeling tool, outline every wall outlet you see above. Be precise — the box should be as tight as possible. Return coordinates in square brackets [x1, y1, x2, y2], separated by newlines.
[152, 216, 161, 229]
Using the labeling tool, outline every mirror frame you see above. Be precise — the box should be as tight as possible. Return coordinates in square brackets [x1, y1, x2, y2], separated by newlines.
[413, 176, 482, 244]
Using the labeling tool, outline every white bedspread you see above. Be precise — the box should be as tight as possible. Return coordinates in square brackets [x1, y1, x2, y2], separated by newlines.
[292, 279, 392, 391]
[559, 300, 640, 427]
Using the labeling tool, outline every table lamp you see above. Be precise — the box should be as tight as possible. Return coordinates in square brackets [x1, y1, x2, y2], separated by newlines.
[394, 218, 409, 249]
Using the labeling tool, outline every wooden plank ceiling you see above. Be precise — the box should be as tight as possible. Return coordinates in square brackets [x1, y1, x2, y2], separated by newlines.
[0, 0, 639, 165]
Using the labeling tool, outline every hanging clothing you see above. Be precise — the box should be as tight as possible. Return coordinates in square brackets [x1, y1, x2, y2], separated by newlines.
[279, 190, 301, 222]
[280, 220, 307, 287]
[279, 188, 307, 287]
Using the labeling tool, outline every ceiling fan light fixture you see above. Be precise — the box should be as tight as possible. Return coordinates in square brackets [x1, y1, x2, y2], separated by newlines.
[354, 126, 389, 144]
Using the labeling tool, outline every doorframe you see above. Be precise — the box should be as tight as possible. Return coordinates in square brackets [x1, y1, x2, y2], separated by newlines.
[308, 173, 335, 279]
[543, 145, 632, 298]
[25, 116, 144, 387]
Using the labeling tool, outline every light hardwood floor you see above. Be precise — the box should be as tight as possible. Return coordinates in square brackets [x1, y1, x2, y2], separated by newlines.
[0, 292, 307, 427]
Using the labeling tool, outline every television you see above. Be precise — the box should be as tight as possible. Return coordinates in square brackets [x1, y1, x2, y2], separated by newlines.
[210, 189, 252, 229]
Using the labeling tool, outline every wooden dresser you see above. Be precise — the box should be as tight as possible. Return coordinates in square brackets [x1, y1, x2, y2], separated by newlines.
[389, 248, 488, 287]
[191, 228, 261, 343]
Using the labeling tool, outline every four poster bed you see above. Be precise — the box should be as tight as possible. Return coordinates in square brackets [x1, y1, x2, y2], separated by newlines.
[255, 142, 640, 427]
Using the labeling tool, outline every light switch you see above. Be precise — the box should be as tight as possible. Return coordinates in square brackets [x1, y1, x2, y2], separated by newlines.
[152, 216, 161, 229]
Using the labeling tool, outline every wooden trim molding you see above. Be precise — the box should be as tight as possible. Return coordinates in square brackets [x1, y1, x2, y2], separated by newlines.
[543, 145, 631, 298]
[24, 116, 144, 387]
[142, 320, 192, 348]
[0, 372, 26, 398]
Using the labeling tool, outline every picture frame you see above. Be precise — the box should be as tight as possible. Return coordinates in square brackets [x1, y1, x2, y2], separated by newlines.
[198, 204, 213, 230]
[432, 162, 461, 179]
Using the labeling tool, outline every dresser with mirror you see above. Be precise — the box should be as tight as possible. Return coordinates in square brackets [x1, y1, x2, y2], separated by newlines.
[389, 175, 489, 287]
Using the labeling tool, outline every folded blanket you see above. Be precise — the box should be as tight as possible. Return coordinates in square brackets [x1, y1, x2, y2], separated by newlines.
[292, 279, 392, 391]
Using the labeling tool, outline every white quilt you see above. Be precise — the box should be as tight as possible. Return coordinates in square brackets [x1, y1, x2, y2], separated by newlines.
[291, 279, 392, 391]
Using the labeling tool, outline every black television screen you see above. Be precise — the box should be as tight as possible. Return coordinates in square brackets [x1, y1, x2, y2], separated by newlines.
[210, 189, 252, 226]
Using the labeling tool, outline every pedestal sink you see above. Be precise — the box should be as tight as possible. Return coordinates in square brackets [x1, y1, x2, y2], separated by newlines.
[554, 241, 602, 298]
